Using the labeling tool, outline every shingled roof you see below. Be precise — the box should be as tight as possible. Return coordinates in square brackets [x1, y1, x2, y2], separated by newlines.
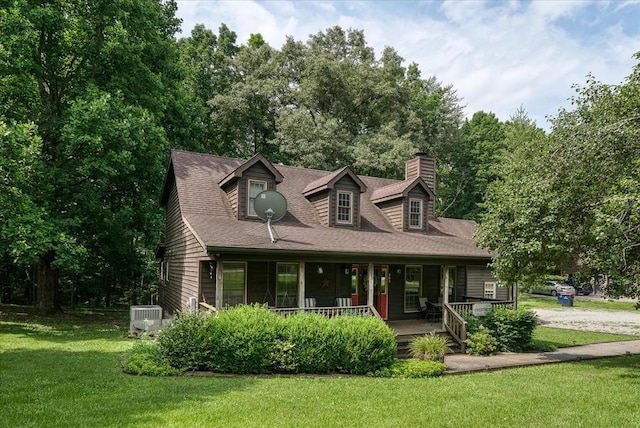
[161, 150, 491, 260]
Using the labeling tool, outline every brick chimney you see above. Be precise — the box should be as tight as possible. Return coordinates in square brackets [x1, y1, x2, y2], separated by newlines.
[405, 152, 436, 218]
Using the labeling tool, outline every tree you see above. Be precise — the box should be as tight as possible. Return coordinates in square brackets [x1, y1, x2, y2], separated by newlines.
[0, 0, 179, 312]
[476, 54, 640, 294]
[437, 111, 506, 220]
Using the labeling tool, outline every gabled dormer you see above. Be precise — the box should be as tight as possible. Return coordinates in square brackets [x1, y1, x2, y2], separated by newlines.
[371, 176, 435, 233]
[219, 153, 284, 221]
[302, 166, 367, 228]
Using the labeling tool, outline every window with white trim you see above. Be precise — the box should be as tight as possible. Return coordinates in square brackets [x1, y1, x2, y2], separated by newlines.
[483, 282, 496, 299]
[336, 190, 353, 224]
[409, 198, 423, 229]
[160, 260, 169, 281]
[404, 265, 422, 312]
[247, 180, 266, 217]
[222, 262, 246, 306]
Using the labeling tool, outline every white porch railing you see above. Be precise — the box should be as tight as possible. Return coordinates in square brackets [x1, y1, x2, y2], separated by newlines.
[271, 305, 374, 317]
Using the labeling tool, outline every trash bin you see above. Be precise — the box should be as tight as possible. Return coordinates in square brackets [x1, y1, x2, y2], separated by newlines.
[559, 294, 574, 307]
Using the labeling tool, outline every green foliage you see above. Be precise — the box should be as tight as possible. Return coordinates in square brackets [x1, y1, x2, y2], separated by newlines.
[463, 308, 537, 354]
[465, 326, 499, 356]
[329, 315, 397, 374]
[477, 56, 640, 294]
[409, 332, 452, 362]
[122, 338, 180, 376]
[370, 359, 446, 378]
[157, 306, 396, 375]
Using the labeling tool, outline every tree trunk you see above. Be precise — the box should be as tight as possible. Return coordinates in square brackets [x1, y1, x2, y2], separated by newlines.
[36, 250, 61, 314]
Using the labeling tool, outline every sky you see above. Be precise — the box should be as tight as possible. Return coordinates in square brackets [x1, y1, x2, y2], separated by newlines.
[174, 0, 640, 129]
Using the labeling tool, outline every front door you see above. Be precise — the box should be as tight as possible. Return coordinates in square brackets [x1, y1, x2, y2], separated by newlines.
[351, 264, 388, 320]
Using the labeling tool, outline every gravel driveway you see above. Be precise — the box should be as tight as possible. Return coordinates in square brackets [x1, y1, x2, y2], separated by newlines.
[533, 307, 640, 336]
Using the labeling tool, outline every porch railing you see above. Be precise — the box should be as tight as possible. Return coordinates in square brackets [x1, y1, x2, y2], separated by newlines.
[443, 300, 516, 352]
[271, 305, 375, 318]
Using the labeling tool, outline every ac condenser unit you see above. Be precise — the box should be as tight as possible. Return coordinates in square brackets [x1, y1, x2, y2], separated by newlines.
[129, 305, 163, 332]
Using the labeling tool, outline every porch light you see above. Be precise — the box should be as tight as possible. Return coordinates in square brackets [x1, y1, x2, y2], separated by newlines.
[344, 267, 350, 275]
[317, 266, 323, 275]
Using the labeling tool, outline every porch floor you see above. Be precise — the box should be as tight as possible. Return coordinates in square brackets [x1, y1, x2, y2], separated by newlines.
[386, 319, 445, 337]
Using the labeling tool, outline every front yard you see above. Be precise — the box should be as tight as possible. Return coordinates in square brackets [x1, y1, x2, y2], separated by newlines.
[2, 307, 640, 427]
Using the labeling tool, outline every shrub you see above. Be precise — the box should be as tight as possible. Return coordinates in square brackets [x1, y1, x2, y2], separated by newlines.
[462, 313, 482, 334]
[483, 307, 537, 352]
[279, 313, 335, 373]
[369, 359, 446, 378]
[409, 332, 452, 362]
[122, 339, 180, 376]
[205, 304, 282, 374]
[156, 310, 213, 371]
[465, 326, 499, 356]
[330, 315, 397, 375]
[156, 305, 396, 375]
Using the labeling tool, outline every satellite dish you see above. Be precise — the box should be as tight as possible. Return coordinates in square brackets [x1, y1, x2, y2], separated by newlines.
[254, 190, 287, 242]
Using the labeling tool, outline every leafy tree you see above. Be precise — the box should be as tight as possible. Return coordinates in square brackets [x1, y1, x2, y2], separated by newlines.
[437, 111, 505, 220]
[477, 55, 640, 294]
[174, 23, 239, 153]
[0, 0, 179, 313]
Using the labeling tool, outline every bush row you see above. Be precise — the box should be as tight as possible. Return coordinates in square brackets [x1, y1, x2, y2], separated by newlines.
[464, 307, 537, 355]
[155, 304, 397, 375]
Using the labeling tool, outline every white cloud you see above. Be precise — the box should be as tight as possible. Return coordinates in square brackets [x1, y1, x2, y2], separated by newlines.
[175, 0, 639, 129]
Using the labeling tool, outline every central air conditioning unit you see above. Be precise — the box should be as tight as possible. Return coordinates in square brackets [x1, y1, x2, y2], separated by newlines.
[129, 305, 163, 332]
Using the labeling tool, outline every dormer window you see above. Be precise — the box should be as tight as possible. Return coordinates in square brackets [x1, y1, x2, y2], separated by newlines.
[248, 179, 267, 217]
[409, 198, 423, 229]
[337, 190, 353, 224]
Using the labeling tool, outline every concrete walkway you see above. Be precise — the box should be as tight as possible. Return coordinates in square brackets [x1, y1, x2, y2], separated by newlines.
[444, 339, 640, 375]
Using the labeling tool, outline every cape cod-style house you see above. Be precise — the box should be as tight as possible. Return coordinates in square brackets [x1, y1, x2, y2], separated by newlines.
[156, 150, 512, 346]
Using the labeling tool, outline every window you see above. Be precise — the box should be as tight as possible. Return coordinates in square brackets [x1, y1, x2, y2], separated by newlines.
[160, 260, 169, 281]
[337, 190, 353, 224]
[404, 265, 422, 312]
[409, 198, 422, 229]
[484, 282, 496, 299]
[276, 263, 298, 308]
[248, 180, 267, 217]
[222, 262, 246, 306]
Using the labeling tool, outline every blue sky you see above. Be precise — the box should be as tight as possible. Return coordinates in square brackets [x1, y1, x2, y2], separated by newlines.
[175, 0, 640, 129]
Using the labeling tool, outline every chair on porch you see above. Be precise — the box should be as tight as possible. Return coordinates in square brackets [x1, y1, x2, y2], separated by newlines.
[418, 297, 442, 322]
[304, 298, 317, 308]
[335, 297, 352, 307]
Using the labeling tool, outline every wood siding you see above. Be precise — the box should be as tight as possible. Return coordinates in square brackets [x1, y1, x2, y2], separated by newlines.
[330, 177, 361, 228]
[466, 266, 508, 300]
[404, 156, 436, 218]
[308, 191, 330, 226]
[222, 163, 278, 221]
[159, 184, 210, 315]
[405, 187, 430, 233]
[377, 200, 403, 231]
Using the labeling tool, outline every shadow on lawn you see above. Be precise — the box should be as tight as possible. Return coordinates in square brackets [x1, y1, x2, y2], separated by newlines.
[1, 347, 258, 427]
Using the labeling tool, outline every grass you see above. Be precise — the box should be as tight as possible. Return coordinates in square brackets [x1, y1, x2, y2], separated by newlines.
[532, 326, 638, 349]
[519, 294, 638, 311]
[2, 308, 640, 427]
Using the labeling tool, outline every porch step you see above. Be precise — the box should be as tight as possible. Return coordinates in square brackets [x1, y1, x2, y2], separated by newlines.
[395, 331, 462, 359]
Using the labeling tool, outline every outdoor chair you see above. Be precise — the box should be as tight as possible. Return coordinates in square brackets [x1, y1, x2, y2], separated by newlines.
[335, 297, 352, 307]
[304, 297, 317, 308]
[418, 297, 442, 322]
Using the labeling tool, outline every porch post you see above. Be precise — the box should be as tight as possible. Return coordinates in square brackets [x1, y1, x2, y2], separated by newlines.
[298, 262, 305, 308]
[215, 260, 223, 309]
[442, 265, 450, 304]
[367, 262, 374, 307]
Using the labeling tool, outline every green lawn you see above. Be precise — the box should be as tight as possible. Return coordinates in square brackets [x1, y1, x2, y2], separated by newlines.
[519, 294, 638, 311]
[2, 309, 640, 427]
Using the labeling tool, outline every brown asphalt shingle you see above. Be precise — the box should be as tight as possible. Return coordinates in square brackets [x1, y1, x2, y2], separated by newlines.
[166, 150, 491, 260]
